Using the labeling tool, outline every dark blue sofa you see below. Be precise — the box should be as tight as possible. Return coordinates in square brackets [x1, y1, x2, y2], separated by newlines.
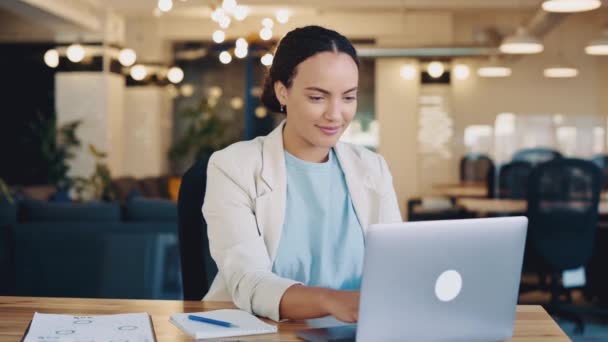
[0, 197, 181, 300]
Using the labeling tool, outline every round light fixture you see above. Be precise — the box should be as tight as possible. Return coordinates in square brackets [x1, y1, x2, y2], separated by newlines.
[542, 0, 601, 13]
[500, 28, 544, 54]
[427, 61, 444, 78]
[118, 48, 137, 67]
[167, 66, 184, 83]
[585, 29, 608, 55]
[66, 44, 85, 63]
[158, 0, 173, 13]
[212, 30, 225, 43]
[236, 37, 248, 48]
[130, 65, 147, 81]
[276, 9, 290, 24]
[255, 106, 268, 118]
[211, 8, 225, 22]
[219, 51, 232, 64]
[453, 64, 470, 80]
[477, 65, 512, 78]
[261, 53, 274, 66]
[44, 49, 59, 68]
[259, 27, 273, 41]
[399, 64, 417, 80]
[230, 97, 244, 110]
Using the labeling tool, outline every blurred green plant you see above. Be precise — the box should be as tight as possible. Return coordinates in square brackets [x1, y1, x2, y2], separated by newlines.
[0, 178, 13, 204]
[71, 144, 116, 202]
[169, 98, 241, 167]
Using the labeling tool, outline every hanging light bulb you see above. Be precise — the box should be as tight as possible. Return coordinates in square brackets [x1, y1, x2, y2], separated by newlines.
[130, 65, 147, 81]
[235, 46, 248, 59]
[261, 53, 274, 66]
[262, 18, 274, 28]
[500, 27, 544, 54]
[44, 49, 59, 68]
[585, 29, 608, 56]
[453, 64, 470, 80]
[542, 0, 601, 13]
[259, 27, 273, 41]
[219, 16, 231, 29]
[219, 51, 232, 64]
[211, 8, 225, 22]
[399, 64, 417, 80]
[118, 48, 137, 67]
[222, 0, 237, 13]
[66, 44, 85, 63]
[212, 30, 225, 43]
[236, 38, 248, 48]
[427, 61, 444, 78]
[276, 9, 290, 24]
[233, 5, 249, 21]
[158, 0, 173, 12]
[167, 66, 184, 83]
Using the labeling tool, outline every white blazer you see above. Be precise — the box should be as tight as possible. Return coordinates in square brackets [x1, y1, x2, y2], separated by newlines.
[202, 120, 402, 321]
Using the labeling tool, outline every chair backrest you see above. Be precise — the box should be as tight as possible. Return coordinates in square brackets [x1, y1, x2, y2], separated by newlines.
[495, 161, 533, 199]
[459, 153, 495, 183]
[591, 154, 608, 190]
[177, 158, 217, 300]
[512, 148, 562, 166]
[526, 158, 601, 271]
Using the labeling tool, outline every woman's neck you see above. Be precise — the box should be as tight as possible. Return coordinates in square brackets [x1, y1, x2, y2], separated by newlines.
[283, 123, 331, 163]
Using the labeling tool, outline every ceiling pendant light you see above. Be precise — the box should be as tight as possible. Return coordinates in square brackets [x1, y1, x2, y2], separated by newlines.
[477, 57, 512, 78]
[585, 29, 608, 56]
[543, 65, 579, 78]
[66, 43, 86, 63]
[426, 61, 444, 78]
[44, 49, 59, 68]
[499, 27, 544, 54]
[542, 0, 601, 13]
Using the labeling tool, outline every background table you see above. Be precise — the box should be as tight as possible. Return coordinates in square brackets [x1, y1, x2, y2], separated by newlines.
[0, 296, 570, 341]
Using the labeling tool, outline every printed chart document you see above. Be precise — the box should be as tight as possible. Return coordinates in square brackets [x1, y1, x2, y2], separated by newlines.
[170, 309, 277, 339]
[23, 312, 156, 342]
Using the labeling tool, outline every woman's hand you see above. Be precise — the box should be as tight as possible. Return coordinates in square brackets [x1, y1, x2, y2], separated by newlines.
[320, 289, 360, 323]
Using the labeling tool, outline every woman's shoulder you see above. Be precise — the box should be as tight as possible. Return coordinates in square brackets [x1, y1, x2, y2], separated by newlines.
[209, 137, 264, 168]
[336, 142, 388, 168]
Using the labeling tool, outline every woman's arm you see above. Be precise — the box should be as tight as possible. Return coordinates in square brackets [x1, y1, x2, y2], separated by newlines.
[279, 285, 360, 322]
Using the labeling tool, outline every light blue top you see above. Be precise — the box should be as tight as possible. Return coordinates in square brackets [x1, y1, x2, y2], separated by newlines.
[272, 148, 365, 290]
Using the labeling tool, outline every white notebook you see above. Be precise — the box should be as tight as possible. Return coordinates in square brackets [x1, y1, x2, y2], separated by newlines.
[170, 309, 277, 340]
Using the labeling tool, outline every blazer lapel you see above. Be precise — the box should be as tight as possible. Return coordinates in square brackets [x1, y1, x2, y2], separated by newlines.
[334, 142, 379, 236]
[255, 121, 287, 262]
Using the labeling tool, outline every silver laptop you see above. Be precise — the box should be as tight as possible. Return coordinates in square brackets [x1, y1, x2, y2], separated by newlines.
[297, 217, 528, 342]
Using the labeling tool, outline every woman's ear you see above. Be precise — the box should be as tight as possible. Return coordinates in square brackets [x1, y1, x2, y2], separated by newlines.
[274, 81, 288, 106]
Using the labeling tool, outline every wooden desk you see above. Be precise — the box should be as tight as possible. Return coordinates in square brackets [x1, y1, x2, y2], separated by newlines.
[432, 182, 487, 198]
[0, 296, 569, 341]
[457, 198, 608, 216]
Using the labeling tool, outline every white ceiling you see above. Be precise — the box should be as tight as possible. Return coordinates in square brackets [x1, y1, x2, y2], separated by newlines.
[101, 0, 545, 17]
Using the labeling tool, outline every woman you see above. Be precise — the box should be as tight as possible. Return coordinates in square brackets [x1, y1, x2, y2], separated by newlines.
[202, 25, 402, 323]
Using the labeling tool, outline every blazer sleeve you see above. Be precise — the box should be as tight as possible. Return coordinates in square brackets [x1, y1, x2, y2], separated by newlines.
[202, 152, 300, 322]
[378, 155, 403, 223]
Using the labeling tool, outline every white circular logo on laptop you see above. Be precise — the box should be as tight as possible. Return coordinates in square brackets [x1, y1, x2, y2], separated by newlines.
[435, 270, 462, 302]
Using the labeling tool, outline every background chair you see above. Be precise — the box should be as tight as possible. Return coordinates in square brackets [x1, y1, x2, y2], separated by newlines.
[525, 158, 602, 332]
[492, 161, 534, 199]
[512, 148, 562, 166]
[459, 153, 495, 184]
[591, 154, 608, 190]
[177, 158, 217, 301]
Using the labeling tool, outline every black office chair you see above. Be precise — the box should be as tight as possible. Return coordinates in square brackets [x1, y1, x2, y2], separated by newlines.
[525, 158, 602, 332]
[591, 154, 608, 190]
[494, 161, 533, 199]
[459, 153, 495, 184]
[177, 158, 218, 301]
[512, 148, 562, 166]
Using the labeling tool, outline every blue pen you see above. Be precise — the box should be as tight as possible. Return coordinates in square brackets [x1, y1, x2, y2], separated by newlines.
[187, 314, 238, 328]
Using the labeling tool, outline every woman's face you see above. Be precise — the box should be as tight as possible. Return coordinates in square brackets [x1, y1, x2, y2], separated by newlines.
[276, 51, 359, 150]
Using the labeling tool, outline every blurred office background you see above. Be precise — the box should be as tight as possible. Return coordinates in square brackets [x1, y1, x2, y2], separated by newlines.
[1, 0, 608, 340]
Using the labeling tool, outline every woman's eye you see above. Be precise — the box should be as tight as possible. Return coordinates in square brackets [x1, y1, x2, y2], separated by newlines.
[344, 96, 357, 102]
[308, 96, 323, 101]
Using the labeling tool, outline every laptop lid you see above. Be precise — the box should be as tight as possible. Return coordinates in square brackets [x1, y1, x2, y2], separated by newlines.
[356, 217, 528, 342]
